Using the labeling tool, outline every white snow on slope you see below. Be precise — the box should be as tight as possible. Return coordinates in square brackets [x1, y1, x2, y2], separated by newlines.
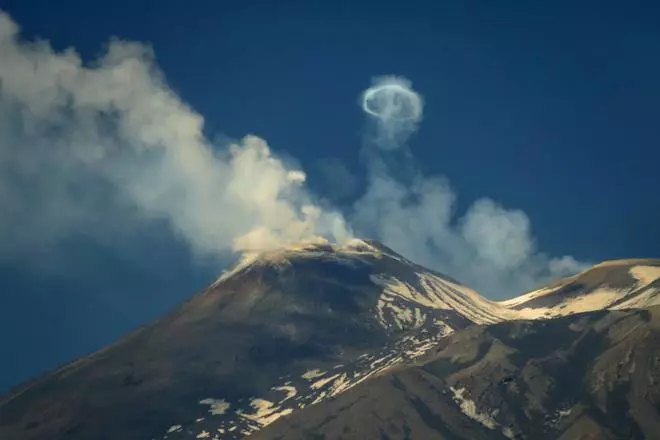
[497, 264, 660, 320]
[199, 398, 231, 416]
[497, 285, 564, 308]
[450, 386, 514, 439]
[370, 271, 515, 333]
[214, 241, 660, 337]
[216, 241, 659, 328]
[512, 287, 628, 320]
[630, 265, 660, 285]
[161, 330, 448, 439]
[301, 369, 325, 380]
[237, 398, 294, 427]
[192, 244, 658, 440]
[612, 285, 660, 309]
[450, 386, 498, 429]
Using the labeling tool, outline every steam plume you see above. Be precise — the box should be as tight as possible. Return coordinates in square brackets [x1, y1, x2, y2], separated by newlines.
[352, 76, 588, 297]
[0, 10, 587, 299]
[0, 12, 351, 264]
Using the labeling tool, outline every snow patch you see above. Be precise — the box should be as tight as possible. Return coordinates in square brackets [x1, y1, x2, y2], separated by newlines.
[498, 285, 562, 308]
[558, 408, 572, 417]
[301, 369, 326, 380]
[371, 271, 509, 333]
[311, 374, 340, 390]
[199, 398, 231, 415]
[327, 373, 351, 396]
[450, 386, 499, 430]
[166, 425, 182, 433]
[499, 263, 660, 319]
[514, 287, 629, 319]
[238, 398, 294, 427]
[502, 427, 515, 438]
[403, 336, 440, 359]
[630, 266, 660, 285]
[272, 385, 297, 400]
[613, 286, 660, 309]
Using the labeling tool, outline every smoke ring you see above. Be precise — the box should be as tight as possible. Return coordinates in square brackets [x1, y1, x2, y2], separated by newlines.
[362, 81, 423, 122]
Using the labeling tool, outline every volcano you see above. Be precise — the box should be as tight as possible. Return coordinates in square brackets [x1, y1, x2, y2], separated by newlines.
[1, 239, 659, 440]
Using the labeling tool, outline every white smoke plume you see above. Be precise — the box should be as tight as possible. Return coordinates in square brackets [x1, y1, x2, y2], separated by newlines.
[352, 77, 588, 297]
[0, 12, 351, 263]
[0, 10, 587, 299]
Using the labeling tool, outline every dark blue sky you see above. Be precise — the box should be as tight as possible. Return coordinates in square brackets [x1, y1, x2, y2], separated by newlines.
[1, 0, 659, 391]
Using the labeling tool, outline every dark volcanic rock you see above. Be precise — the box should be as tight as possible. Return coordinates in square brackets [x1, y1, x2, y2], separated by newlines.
[0, 240, 494, 440]
[254, 307, 660, 440]
[1, 241, 658, 440]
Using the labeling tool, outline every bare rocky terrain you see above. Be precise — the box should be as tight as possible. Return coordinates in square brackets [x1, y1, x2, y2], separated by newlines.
[1, 239, 658, 440]
[255, 307, 660, 440]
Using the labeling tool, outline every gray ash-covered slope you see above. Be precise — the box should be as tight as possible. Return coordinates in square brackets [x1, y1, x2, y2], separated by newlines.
[254, 306, 660, 440]
[0, 239, 510, 440]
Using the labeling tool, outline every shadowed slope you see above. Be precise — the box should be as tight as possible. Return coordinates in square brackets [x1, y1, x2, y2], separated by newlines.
[0, 240, 501, 440]
[255, 306, 660, 440]
[1, 240, 658, 440]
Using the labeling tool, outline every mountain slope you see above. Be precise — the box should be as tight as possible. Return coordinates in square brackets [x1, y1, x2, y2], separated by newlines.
[0, 239, 658, 440]
[254, 306, 660, 440]
[498, 259, 660, 318]
[0, 239, 509, 440]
